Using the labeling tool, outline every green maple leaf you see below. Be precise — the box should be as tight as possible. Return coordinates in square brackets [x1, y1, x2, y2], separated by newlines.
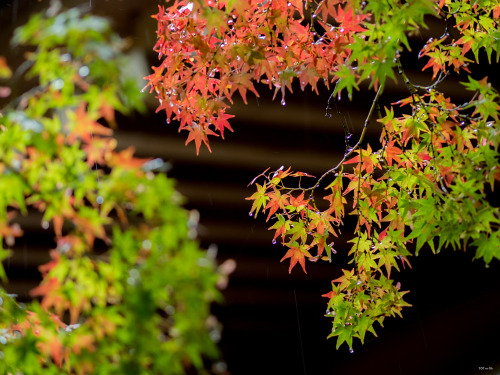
[245, 183, 268, 218]
[472, 232, 500, 265]
[334, 65, 359, 100]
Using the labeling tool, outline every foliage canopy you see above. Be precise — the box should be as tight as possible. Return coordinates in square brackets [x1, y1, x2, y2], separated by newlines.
[147, 0, 500, 352]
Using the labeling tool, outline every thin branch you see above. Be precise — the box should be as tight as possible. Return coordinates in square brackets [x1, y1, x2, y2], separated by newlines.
[299, 85, 384, 192]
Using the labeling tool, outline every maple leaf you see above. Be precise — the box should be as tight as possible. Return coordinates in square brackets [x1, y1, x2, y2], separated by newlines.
[108, 147, 150, 169]
[214, 112, 234, 139]
[384, 141, 402, 166]
[324, 191, 346, 220]
[30, 277, 60, 299]
[494, 4, 500, 19]
[280, 246, 311, 274]
[289, 191, 309, 208]
[321, 290, 337, 299]
[344, 144, 377, 173]
[71, 334, 95, 355]
[84, 137, 117, 166]
[52, 215, 64, 237]
[0, 56, 12, 78]
[49, 337, 67, 368]
[38, 250, 60, 276]
[421, 53, 445, 80]
[245, 183, 268, 218]
[268, 215, 287, 243]
[265, 191, 289, 221]
[185, 123, 218, 155]
[99, 101, 116, 127]
[68, 103, 113, 144]
[335, 5, 367, 34]
[231, 72, 260, 104]
[332, 269, 355, 291]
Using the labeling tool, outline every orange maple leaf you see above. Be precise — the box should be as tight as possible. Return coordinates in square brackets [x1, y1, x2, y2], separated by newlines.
[185, 123, 218, 155]
[269, 221, 287, 243]
[321, 290, 337, 299]
[68, 103, 113, 144]
[280, 246, 311, 274]
[265, 191, 289, 221]
[384, 141, 402, 166]
[344, 144, 376, 173]
[108, 147, 150, 169]
[494, 4, 500, 19]
[99, 101, 116, 127]
[49, 337, 67, 368]
[289, 191, 308, 208]
[30, 277, 59, 296]
[38, 250, 61, 276]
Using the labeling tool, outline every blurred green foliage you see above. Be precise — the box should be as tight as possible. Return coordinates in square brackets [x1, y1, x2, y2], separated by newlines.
[0, 5, 225, 374]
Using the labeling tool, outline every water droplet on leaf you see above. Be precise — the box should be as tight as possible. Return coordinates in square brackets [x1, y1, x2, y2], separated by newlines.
[142, 239, 152, 250]
[79, 66, 89, 77]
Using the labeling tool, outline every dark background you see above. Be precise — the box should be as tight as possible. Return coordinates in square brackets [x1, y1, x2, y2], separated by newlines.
[1, 1, 499, 374]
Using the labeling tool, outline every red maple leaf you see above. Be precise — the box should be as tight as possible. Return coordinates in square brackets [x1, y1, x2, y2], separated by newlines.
[335, 5, 368, 34]
[280, 246, 311, 274]
[321, 290, 337, 299]
[384, 141, 402, 166]
[185, 123, 218, 155]
[214, 112, 234, 139]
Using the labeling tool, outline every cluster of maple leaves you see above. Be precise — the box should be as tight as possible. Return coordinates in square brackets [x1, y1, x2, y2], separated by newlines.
[150, 0, 500, 351]
[146, 0, 368, 153]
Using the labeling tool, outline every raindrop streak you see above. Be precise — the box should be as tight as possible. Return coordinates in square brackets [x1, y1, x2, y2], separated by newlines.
[294, 289, 307, 375]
